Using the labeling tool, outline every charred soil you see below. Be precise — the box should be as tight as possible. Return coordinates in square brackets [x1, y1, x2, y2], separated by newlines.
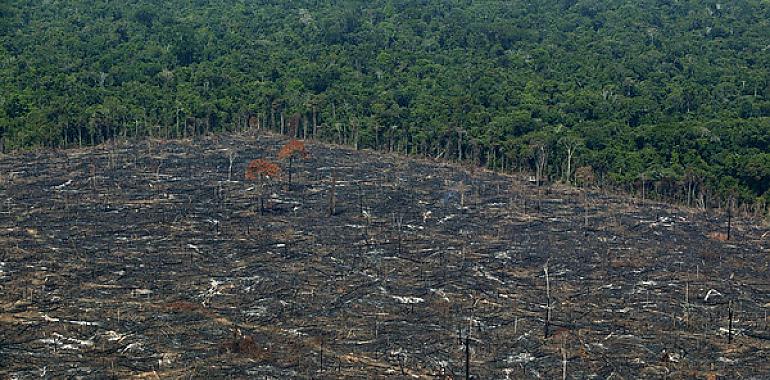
[1, 132, 769, 379]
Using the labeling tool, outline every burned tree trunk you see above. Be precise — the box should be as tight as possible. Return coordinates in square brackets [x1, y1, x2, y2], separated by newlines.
[328, 169, 337, 216]
[727, 196, 733, 240]
[544, 262, 551, 339]
[465, 334, 471, 380]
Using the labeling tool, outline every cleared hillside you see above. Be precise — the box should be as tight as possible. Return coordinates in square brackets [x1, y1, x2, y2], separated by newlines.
[0, 132, 768, 378]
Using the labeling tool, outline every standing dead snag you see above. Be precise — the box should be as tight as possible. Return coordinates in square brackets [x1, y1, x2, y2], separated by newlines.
[227, 150, 236, 182]
[464, 297, 483, 379]
[558, 135, 583, 184]
[544, 261, 551, 339]
[395, 212, 404, 255]
[728, 301, 733, 344]
[328, 169, 337, 216]
[465, 333, 470, 380]
[277, 139, 309, 186]
[245, 159, 282, 215]
[457, 180, 467, 209]
[319, 336, 324, 373]
[561, 334, 567, 380]
[727, 195, 734, 240]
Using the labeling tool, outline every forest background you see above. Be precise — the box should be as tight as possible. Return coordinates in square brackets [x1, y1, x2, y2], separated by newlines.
[1, 0, 769, 209]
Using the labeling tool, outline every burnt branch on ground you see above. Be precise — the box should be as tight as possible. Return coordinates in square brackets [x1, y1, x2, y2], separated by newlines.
[1, 132, 768, 378]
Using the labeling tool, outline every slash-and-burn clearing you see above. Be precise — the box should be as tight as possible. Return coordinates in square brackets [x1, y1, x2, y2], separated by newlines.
[1, 133, 768, 379]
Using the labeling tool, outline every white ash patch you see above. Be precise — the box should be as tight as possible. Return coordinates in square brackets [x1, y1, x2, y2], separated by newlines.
[243, 306, 268, 317]
[158, 352, 180, 367]
[198, 278, 231, 306]
[494, 251, 511, 260]
[430, 288, 450, 302]
[475, 267, 504, 284]
[102, 330, 131, 343]
[285, 328, 307, 336]
[392, 295, 424, 304]
[121, 342, 144, 353]
[39, 332, 94, 350]
[505, 352, 536, 364]
[42, 314, 101, 326]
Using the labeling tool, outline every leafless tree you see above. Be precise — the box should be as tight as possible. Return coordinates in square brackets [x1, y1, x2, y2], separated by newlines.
[328, 169, 337, 216]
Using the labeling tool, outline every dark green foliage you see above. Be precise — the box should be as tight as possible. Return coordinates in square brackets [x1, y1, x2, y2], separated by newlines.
[1, 0, 769, 205]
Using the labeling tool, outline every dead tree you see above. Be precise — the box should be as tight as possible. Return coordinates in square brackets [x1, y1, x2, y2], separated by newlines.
[728, 300, 733, 344]
[245, 159, 282, 215]
[463, 297, 479, 380]
[320, 337, 324, 373]
[561, 335, 567, 380]
[544, 261, 552, 338]
[227, 150, 236, 181]
[395, 212, 404, 255]
[357, 183, 364, 215]
[727, 195, 734, 240]
[328, 169, 337, 216]
[277, 139, 308, 186]
[535, 144, 548, 187]
[465, 334, 471, 380]
[558, 135, 582, 184]
[457, 180, 467, 209]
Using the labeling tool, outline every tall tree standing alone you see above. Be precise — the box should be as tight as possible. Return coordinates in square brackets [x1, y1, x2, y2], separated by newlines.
[245, 159, 282, 215]
[277, 139, 309, 186]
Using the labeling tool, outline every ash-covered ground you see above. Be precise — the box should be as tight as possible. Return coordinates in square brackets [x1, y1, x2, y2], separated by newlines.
[1, 132, 768, 379]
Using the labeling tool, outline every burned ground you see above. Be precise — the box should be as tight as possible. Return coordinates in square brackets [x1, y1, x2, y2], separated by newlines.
[1, 133, 768, 379]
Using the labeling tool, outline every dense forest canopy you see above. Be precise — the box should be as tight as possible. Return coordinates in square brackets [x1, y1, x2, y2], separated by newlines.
[1, 0, 769, 206]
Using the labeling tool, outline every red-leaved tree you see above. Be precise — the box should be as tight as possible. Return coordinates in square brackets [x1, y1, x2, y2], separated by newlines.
[245, 158, 282, 214]
[277, 139, 308, 185]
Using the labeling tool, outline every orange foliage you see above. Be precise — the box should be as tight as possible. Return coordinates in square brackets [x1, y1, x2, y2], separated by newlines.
[550, 326, 571, 339]
[277, 139, 309, 160]
[222, 330, 271, 360]
[707, 231, 728, 241]
[229, 334, 259, 354]
[245, 159, 282, 181]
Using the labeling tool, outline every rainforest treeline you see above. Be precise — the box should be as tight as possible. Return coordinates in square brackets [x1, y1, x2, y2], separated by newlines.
[1, 0, 769, 208]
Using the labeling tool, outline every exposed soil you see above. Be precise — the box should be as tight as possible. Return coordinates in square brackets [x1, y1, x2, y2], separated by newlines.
[1, 132, 768, 379]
